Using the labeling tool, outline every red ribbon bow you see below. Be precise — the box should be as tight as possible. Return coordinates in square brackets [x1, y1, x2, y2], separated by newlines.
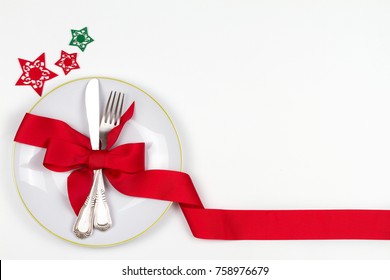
[15, 102, 147, 214]
[44, 140, 145, 172]
[14, 103, 390, 240]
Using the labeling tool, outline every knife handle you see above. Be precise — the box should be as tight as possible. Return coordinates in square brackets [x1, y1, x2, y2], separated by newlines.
[93, 169, 112, 231]
[72, 171, 98, 239]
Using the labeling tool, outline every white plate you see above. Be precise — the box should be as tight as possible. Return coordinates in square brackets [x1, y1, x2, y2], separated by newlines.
[13, 77, 182, 246]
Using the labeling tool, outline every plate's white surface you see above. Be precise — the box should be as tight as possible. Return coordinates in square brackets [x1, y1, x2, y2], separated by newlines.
[13, 77, 181, 246]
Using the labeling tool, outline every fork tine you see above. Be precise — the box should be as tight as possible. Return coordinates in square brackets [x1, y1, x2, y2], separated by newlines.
[113, 92, 120, 125]
[108, 91, 117, 123]
[103, 91, 125, 125]
[118, 93, 124, 122]
[114, 93, 124, 125]
[103, 91, 113, 123]
[117, 93, 125, 125]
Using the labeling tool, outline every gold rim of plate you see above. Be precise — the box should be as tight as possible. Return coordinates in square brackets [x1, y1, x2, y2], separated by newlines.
[12, 76, 182, 247]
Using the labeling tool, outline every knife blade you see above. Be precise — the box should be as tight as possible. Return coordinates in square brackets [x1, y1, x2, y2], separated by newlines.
[73, 78, 100, 239]
[85, 78, 100, 150]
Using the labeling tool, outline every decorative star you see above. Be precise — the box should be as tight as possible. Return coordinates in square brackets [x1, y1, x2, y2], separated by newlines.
[69, 27, 94, 52]
[55, 50, 80, 75]
[15, 53, 58, 96]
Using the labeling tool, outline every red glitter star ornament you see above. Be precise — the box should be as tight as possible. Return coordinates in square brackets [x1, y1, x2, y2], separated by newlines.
[16, 53, 58, 96]
[55, 50, 80, 75]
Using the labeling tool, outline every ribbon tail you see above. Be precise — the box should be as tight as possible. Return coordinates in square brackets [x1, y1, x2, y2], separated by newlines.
[105, 169, 390, 240]
[182, 208, 390, 240]
[67, 169, 94, 215]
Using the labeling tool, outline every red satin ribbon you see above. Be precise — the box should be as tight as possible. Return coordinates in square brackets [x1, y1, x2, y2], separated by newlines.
[14, 104, 390, 240]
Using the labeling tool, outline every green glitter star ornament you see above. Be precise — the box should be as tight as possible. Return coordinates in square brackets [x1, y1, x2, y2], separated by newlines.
[69, 27, 94, 52]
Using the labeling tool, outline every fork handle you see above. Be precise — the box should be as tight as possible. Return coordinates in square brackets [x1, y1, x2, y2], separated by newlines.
[72, 171, 98, 239]
[93, 169, 112, 231]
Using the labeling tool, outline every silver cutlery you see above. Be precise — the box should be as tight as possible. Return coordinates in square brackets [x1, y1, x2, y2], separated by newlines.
[73, 80, 125, 238]
[73, 78, 101, 239]
[93, 91, 124, 231]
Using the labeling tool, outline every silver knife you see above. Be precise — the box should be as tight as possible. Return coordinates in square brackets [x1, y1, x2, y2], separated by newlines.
[73, 78, 100, 239]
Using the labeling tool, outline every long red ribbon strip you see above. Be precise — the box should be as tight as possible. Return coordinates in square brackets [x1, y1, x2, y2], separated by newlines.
[14, 105, 390, 240]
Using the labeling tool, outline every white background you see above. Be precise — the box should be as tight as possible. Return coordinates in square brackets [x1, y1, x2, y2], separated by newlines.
[1, 0, 390, 259]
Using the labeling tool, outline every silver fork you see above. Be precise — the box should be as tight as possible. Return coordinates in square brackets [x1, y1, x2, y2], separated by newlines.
[93, 91, 124, 231]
